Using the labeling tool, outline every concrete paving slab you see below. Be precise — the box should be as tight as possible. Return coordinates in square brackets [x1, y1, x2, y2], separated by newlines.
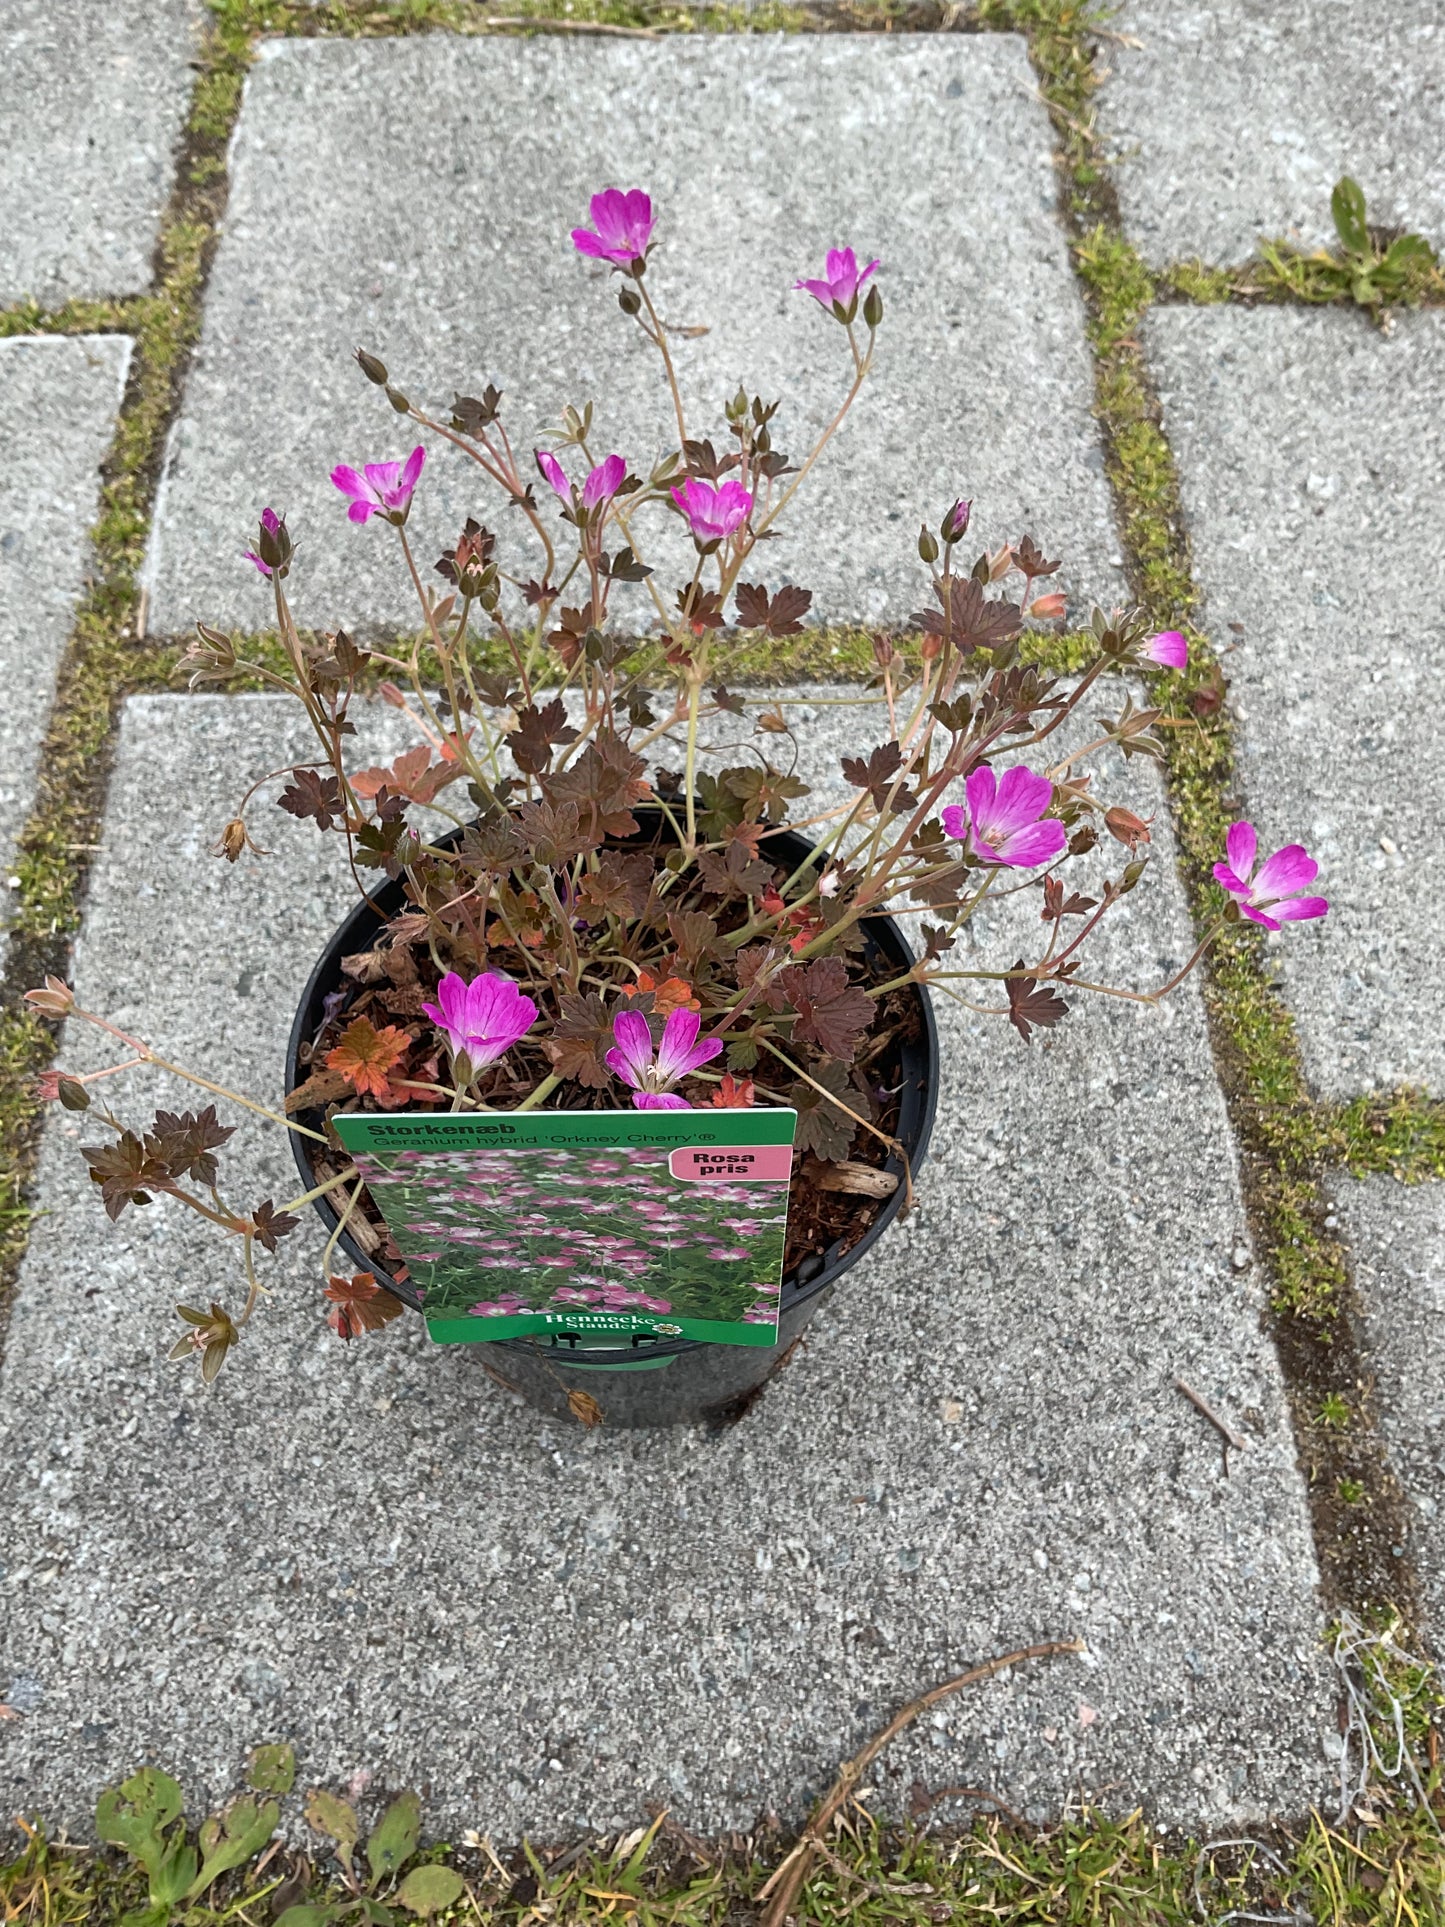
[1101, 2, 1445, 267]
[0, 1, 199, 305]
[144, 35, 1126, 638]
[1331, 1178, 1445, 1640]
[1146, 307, 1445, 1100]
[0, 334, 132, 912]
[0, 687, 1331, 1836]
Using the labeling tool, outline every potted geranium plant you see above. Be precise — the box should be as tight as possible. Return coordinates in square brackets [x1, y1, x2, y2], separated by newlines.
[28, 189, 1327, 1427]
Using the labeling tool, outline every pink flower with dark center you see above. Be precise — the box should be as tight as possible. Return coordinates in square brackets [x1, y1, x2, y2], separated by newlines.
[941, 765, 1066, 869]
[1143, 629, 1188, 670]
[571, 189, 654, 269]
[421, 970, 538, 1066]
[1213, 822, 1328, 930]
[606, 1007, 723, 1109]
[795, 247, 880, 320]
[330, 446, 426, 525]
[242, 506, 289, 577]
[671, 477, 752, 544]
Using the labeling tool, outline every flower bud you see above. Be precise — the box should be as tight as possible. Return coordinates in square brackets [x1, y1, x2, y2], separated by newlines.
[862, 283, 883, 329]
[254, 508, 291, 574]
[941, 498, 971, 543]
[354, 348, 388, 385]
[1105, 806, 1153, 851]
[385, 384, 411, 414]
[1028, 591, 1067, 620]
[618, 285, 642, 316]
[918, 523, 940, 564]
[57, 1075, 91, 1112]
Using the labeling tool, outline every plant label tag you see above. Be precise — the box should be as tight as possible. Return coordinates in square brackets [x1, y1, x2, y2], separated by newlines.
[331, 1107, 798, 1348]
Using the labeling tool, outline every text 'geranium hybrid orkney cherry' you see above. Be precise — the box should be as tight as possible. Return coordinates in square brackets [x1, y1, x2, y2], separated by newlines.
[606, 1008, 723, 1110]
[942, 765, 1066, 869]
[1214, 822, 1329, 930]
[330, 445, 426, 525]
[571, 189, 654, 272]
[421, 971, 538, 1067]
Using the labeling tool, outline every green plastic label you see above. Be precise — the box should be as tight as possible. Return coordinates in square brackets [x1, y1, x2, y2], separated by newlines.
[332, 1108, 798, 1348]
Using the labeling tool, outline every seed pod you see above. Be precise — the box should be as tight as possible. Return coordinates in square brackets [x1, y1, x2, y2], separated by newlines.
[918, 524, 940, 564]
[57, 1076, 91, 1112]
[863, 283, 883, 329]
[355, 348, 388, 385]
[618, 286, 642, 315]
[385, 384, 410, 414]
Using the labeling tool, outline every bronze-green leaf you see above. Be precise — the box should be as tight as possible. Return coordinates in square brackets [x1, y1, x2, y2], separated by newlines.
[394, 1865, 466, 1916]
[366, 1791, 421, 1886]
[248, 1741, 296, 1795]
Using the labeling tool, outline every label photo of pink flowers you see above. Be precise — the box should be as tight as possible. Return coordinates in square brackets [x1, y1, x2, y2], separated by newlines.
[352, 1143, 790, 1347]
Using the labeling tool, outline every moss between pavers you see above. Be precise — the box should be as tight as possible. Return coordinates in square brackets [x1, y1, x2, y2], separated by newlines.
[0, 0, 1440, 1714]
[981, 0, 1442, 1626]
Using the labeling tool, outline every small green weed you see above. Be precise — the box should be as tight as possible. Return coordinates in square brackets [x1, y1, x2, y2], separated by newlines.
[1258, 176, 1443, 316]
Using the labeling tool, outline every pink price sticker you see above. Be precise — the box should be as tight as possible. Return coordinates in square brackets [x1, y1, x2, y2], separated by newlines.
[669, 1144, 793, 1184]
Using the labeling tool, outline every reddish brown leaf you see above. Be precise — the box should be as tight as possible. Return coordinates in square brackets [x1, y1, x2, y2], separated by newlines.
[710, 1072, 756, 1109]
[1005, 964, 1069, 1044]
[326, 1017, 410, 1098]
[324, 1271, 406, 1342]
[278, 768, 345, 831]
[778, 957, 875, 1063]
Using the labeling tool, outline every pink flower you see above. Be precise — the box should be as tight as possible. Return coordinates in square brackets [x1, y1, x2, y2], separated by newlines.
[535, 451, 628, 516]
[551, 1287, 602, 1304]
[606, 1007, 722, 1109]
[535, 449, 570, 499]
[943, 499, 971, 542]
[671, 477, 752, 544]
[795, 246, 879, 320]
[1144, 629, 1188, 670]
[1213, 822, 1329, 930]
[330, 446, 426, 525]
[705, 1247, 751, 1262]
[421, 970, 538, 1066]
[941, 765, 1066, 869]
[571, 188, 654, 269]
[242, 506, 289, 577]
[582, 454, 626, 510]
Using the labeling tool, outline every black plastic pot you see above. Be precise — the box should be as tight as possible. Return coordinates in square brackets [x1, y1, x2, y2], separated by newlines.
[285, 819, 938, 1427]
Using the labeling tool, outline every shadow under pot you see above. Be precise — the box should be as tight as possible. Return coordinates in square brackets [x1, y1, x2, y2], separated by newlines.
[284, 816, 939, 1428]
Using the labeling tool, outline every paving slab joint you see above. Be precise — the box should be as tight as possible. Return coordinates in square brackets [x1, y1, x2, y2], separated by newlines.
[1000, 0, 1433, 1634]
[0, 5, 259, 1319]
